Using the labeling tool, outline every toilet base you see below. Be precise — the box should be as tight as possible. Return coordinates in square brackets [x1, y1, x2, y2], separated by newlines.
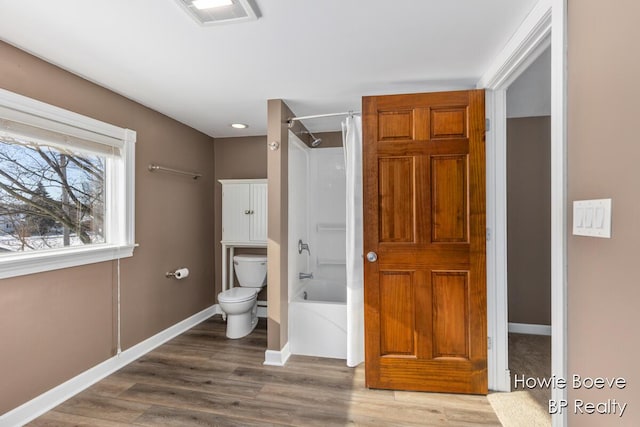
[224, 304, 258, 339]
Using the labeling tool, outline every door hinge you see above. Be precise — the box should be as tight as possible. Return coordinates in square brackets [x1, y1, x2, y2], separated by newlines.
[486, 118, 491, 132]
[488, 336, 492, 350]
[486, 228, 492, 242]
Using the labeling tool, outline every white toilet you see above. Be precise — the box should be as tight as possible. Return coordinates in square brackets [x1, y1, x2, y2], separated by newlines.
[218, 254, 267, 339]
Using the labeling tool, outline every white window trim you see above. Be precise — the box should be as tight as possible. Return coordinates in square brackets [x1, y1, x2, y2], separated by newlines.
[0, 88, 136, 279]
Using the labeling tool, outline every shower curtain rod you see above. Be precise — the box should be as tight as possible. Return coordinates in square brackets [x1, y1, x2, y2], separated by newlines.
[287, 110, 361, 126]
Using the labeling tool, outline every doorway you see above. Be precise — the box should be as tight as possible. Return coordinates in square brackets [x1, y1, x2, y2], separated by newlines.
[480, 0, 568, 425]
[505, 45, 552, 421]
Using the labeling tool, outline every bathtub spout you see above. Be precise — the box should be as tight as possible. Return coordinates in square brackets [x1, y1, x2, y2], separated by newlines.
[299, 272, 314, 280]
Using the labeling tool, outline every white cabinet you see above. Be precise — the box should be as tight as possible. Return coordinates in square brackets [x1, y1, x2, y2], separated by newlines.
[220, 179, 267, 244]
[219, 179, 267, 292]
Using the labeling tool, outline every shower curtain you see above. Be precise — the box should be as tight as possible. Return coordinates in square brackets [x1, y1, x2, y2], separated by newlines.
[343, 115, 364, 367]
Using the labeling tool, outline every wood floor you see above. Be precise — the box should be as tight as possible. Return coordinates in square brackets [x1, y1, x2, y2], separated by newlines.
[29, 317, 501, 426]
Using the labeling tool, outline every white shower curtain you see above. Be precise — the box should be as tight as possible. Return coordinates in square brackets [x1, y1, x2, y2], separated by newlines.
[343, 115, 364, 367]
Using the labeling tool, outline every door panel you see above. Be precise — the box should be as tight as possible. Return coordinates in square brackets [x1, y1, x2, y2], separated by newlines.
[250, 183, 268, 242]
[363, 90, 487, 395]
[379, 271, 415, 356]
[430, 107, 468, 139]
[432, 271, 469, 359]
[378, 110, 414, 141]
[222, 183, 251, 242]
[431, 155, 468, 243]
[378, 157, 415, 243]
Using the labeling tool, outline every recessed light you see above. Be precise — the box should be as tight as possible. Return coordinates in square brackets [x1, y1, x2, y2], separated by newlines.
[231, 123, 248, 129]
[192, 0, 232, 10]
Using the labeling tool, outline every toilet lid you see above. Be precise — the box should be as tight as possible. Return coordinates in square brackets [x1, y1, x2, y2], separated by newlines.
[218, 287, 258, 303]
[233, 254, 267, 263]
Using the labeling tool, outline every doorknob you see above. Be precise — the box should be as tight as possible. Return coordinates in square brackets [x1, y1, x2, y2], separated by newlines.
[366, 252, 378, 262]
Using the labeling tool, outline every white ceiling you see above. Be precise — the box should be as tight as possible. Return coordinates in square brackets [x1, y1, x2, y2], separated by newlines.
[0, 0, 538, 137]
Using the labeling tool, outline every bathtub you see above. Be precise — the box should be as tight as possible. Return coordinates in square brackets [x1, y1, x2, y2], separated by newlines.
[289, 279, 347, 359]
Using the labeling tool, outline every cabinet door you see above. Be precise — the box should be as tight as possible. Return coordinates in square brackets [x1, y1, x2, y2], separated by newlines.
[222, 183, 251, 242]
[250, 183, 268, 242]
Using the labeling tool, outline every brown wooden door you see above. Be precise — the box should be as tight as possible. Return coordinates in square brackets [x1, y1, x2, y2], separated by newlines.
[363, 90, 487, 394]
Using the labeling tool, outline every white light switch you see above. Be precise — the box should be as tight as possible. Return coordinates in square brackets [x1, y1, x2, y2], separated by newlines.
[573, 199, 612, 238]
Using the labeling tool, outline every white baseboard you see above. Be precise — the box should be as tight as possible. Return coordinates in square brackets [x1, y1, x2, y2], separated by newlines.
[504, 368, 512, 392]
[1, 304, 219, 427]
[263, 342, 291, 366]
[508, 322, 552, 336]
[212, 303, 224, 316]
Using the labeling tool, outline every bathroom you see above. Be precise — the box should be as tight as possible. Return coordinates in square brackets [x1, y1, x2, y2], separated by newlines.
[214, 113, 362, 367]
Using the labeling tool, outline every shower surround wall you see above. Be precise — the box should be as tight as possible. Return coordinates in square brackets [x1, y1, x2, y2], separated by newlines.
[287, 133, 310, 300]
[288, 135, 347, 359]
[310, 148, 347, 283]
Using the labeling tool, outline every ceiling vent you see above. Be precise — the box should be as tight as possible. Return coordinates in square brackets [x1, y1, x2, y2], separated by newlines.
[176, 0, 260, 26]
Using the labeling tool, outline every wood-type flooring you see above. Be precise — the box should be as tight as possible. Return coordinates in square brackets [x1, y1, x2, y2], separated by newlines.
[28, 317, 501, 426]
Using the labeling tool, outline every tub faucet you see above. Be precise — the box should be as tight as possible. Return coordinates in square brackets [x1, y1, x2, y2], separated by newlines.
[298, 239, 311, 256]
[299, 272, 313, 280]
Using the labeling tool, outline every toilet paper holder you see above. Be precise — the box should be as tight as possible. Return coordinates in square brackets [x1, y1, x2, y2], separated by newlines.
[166, 267, 189, 279]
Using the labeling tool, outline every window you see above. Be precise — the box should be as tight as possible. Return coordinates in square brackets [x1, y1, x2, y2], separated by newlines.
[0, 88, 136, 278]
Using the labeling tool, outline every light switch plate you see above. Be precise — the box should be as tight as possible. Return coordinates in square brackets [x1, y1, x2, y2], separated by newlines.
[573, 198, 612, 238]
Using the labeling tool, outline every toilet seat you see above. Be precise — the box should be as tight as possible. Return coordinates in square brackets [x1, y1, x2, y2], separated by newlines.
[218, 287, 257, 303]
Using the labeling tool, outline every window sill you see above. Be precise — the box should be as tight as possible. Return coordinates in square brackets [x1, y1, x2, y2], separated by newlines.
[0, 243, 136, 280]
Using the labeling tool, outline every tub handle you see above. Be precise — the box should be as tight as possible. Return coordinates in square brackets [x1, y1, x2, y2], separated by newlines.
[298, 239, 311, 256]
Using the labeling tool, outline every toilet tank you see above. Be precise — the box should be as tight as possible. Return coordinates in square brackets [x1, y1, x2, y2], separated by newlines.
[233, 254, 267, 288]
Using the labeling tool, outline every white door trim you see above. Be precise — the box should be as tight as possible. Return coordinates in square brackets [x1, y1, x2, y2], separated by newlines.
[478, 1, 567, 426]
[549, 3, 568, 427]
[484, 88, 511, 392]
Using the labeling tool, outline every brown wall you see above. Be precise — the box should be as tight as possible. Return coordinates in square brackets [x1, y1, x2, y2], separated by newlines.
[506, 116, 551, 325]
[213, 136, 268, 297]
[0, 41, 215, 414]
[266, 99, 292, 351]
[568, 1, 639, 424]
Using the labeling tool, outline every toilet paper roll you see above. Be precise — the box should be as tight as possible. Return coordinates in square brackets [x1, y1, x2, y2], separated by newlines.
[174, 268, 189, 280]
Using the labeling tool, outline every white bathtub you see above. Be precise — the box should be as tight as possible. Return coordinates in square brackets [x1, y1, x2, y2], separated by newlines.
[289, 279, 347, 359]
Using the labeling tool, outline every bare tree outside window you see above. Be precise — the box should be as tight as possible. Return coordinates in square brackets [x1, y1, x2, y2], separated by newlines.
[0, 140, 106, 253]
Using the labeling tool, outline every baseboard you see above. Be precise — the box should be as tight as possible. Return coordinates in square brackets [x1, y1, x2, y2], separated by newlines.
[508, 322, 552, 336]
[263, 342, 291, 366]
[0, 304, 219, 427]
[212, 303, 224, 316]
[504, 368, 512, 392]
[489, 366, 512, 393]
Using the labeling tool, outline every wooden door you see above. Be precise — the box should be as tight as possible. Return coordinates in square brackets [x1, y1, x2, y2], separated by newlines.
[363, 90, 487, 394]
